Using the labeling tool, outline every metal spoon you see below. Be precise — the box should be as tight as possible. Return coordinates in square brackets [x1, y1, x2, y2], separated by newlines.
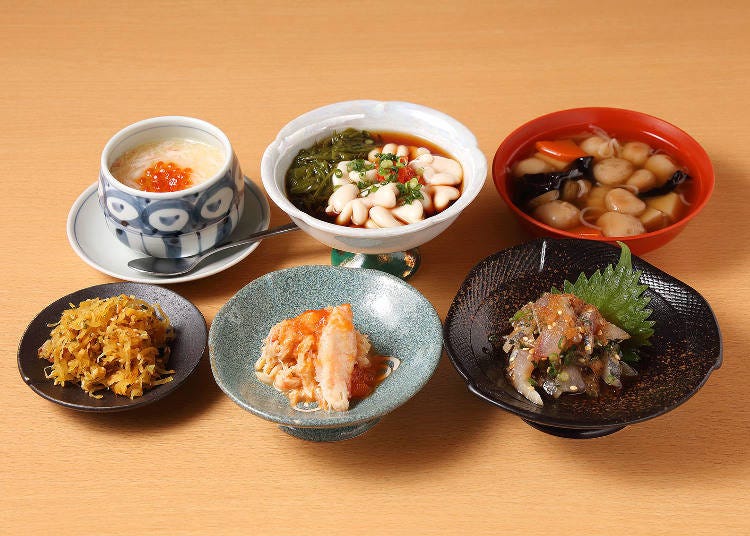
[127, 222, 299, 276]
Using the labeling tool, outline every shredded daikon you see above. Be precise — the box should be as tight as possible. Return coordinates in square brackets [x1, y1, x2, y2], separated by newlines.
[579, 207, 603, 229]
[588, 125, 622, 158]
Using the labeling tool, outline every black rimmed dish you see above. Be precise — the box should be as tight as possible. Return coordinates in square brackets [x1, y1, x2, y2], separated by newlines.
[18, 283, 207, 412]
[444, 238, 722, 438]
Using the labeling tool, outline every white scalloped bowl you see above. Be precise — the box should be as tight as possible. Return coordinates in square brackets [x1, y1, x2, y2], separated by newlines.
[261, 100, 487, 254]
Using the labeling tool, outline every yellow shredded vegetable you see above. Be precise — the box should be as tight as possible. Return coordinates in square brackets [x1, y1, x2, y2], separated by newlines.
[37, 294, 175, 398]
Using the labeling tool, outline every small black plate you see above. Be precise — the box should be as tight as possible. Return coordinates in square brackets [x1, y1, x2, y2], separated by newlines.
[444, 238, 722, 438]
[18, 282, 207, 412]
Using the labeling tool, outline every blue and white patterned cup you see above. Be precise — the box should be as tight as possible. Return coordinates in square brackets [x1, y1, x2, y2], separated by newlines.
[99, 116, 244, 258]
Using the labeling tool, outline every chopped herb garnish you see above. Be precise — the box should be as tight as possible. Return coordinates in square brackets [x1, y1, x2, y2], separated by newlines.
[395, 179, 424, 205]
[562, 350, 577, 366]
[347, 159, 373, 173]
[359, 183, 379, 196]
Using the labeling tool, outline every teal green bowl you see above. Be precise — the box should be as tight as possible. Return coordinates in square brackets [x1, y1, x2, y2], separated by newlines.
[209, 265, 443, 441]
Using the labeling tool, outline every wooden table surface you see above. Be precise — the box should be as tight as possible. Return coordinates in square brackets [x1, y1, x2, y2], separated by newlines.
[2, 1, 748, 534]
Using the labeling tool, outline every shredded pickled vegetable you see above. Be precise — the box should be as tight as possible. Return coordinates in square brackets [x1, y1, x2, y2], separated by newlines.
[37, 295, 175, 398]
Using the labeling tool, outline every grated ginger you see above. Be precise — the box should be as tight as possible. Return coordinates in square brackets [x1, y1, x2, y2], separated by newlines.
[38, 294, 175, 398]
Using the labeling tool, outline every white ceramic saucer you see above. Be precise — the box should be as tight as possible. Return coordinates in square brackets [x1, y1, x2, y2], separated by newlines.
[67, 178, 270, 284]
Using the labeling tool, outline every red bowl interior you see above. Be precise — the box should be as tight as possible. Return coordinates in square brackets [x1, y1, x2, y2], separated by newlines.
[492, 107, 714, 254]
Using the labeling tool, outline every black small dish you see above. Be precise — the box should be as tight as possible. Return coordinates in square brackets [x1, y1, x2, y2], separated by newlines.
[444, 238, 722, 438]
[18, 282, 207, 412]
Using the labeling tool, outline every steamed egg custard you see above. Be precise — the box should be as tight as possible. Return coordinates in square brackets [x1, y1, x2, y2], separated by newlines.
[110, 137, 224, 193]
[286, 129, 463, 228]
[509, 128, 693, 237]
[255, 304, 399, 411]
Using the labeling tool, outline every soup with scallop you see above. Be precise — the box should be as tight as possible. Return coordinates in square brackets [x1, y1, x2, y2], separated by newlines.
[508, 128, 694, 237]
[285, 129, 463, 228]
[110, 138, 225, 193]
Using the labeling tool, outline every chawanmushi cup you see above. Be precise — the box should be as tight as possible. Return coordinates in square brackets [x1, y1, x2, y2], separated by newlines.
[99, 116, 244, 258]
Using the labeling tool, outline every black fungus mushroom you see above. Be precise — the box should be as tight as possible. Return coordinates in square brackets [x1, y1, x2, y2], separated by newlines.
[513, 156, 594, 206]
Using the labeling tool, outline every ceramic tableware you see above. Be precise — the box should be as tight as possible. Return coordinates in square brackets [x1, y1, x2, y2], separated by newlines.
[492, 107, 714, 254]
[18, 282, 207, 412]
[261, 100, 487, 277]
[67, 178, 270, 284]
[444, 238, 722, 438]
[100, 116, 244, 258]
[127, 222, 299, 276]
[209, 265, 443, 441]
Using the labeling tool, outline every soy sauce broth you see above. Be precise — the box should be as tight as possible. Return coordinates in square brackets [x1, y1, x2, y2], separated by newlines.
[285, 129, 463, 225]
[508, 128, 696, 237]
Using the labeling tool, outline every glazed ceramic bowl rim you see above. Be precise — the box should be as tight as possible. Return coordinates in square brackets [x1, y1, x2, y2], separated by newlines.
[261, 99, 487, 239]
[493, 107, 715, 243]
[101, 115, 233, 200]
[444, 238, 723, 430]
[209, 264, 444, 428]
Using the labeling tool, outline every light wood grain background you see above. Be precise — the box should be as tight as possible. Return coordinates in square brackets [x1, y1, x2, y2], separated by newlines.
[2, 1, 748, 534]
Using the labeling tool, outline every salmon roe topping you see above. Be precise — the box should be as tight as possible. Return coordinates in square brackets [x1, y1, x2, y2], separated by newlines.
[138, 161, 193, 192]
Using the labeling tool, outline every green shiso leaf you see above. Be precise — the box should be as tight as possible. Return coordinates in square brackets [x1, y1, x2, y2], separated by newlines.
[552, 242, 654, 348]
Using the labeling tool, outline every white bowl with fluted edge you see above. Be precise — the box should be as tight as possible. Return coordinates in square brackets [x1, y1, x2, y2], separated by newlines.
[261, 100, 487, 254]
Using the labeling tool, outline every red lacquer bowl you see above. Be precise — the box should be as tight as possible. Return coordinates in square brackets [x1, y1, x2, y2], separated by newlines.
[493, 107, 714, 254]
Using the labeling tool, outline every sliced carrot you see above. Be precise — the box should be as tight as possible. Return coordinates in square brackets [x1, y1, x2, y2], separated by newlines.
[568, 225, 602, 238]
[535, 139, 588, 163]
[534, 151, 569, 170]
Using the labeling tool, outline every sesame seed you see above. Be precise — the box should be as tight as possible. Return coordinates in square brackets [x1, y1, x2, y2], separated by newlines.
[570, 385, 579, 392]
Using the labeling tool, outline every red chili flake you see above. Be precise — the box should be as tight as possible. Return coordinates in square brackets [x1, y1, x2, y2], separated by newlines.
[397, 165, 416, 183]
